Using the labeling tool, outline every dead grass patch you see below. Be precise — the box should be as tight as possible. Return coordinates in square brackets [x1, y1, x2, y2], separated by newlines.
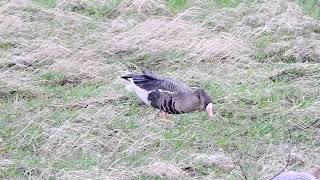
[144, 161, 187, 178]
[193, 153, 235, 173]
[108, 17, 251, 64]
[270, 66, 320, 83]
[258, 36, 320, 63]
[15, 40, 71, 67]
[50, 50, 108, 82]
[0, 71, 41, 99]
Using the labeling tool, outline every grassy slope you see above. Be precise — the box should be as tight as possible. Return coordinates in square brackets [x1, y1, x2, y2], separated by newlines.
[0, 0, 320, 179]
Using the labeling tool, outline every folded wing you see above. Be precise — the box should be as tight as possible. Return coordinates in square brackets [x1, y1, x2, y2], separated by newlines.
[121, 71, 192, 93]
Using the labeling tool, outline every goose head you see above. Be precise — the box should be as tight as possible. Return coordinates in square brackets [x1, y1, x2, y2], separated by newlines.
[195, 89, 214, 118]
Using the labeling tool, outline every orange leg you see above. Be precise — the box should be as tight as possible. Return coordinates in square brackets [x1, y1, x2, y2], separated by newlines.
[159, 111, 170, 121]
[160, 111, 167, 119]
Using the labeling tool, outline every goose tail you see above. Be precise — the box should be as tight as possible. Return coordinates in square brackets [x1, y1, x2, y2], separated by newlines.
[120, 75, 135, 91]
[121, 75, 133, 81]
[120, 74, 151, 106]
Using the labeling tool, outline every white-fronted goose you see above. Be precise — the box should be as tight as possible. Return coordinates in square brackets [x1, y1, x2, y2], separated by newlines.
[121, 70, 214, 119]
[274, 168, 320, 180]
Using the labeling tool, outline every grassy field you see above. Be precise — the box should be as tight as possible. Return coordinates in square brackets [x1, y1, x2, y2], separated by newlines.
[0, 0, 320, 179]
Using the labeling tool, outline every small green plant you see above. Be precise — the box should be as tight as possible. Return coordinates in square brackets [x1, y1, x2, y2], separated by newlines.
[63, 85, 99, 101]
[32, 0, 56, 8]
[166, 0, 189, 12]
[41, 84, 99, 101]
[74, 0, 123, 20]
[0, 42, 15, 50]
[0, 167, 26, 178]
[208, 0, 256, 8]
[297, 0, 320, 18]
[53, 152, 99, 170]
[41, 72, 65, 84]
[210, 0, 241, 8]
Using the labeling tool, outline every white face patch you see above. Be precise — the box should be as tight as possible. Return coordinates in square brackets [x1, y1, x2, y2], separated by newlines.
[206, 103, 213, 111]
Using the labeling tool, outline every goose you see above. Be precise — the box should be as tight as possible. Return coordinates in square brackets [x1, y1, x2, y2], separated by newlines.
[121, 70, 215, 119]
[273, 168, 320, 180]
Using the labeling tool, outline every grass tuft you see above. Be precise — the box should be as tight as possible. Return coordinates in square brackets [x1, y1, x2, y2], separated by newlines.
[0, 42, 15, 50]
[72, 2, 122, 20]
[297, 0, 320, 18]
[166, 0, 189, 12]
[32, 0, 56, 8]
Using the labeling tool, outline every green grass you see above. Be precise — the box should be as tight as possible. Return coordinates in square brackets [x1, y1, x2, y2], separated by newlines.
[166, 0, 189, 12]
[41, 72, 65, 83]
[62, 85, 99, 101]
[0, 42, 15, 50]
[73, 0, 123, 20]
[53, 152, 100, 170]
[49, 109, 78, 126]
[212, 0, 242, 8]
[1, 151, 99, 178]
[0, 167, 27, 178]
[207, 0, 256, 8]
[42, 84, 99, 101]
[32, 0, 56, 8]
[297, 0, 320, 18]
[254, 32, 299, 62]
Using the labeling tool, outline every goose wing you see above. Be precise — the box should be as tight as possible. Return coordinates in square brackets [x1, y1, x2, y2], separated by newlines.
[147, 90, 200, 114]
[121, 71, 192, 93]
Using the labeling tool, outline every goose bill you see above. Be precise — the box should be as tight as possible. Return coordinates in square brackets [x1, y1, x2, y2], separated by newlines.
[206, 103, 214, 118]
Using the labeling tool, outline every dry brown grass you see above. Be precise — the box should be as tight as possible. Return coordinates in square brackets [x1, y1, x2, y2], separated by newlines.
[145, 161, 187, 178]
[193, 153, 235, 172]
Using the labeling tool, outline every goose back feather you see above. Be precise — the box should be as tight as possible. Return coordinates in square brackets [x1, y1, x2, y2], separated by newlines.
[121, 72, 191, 93]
